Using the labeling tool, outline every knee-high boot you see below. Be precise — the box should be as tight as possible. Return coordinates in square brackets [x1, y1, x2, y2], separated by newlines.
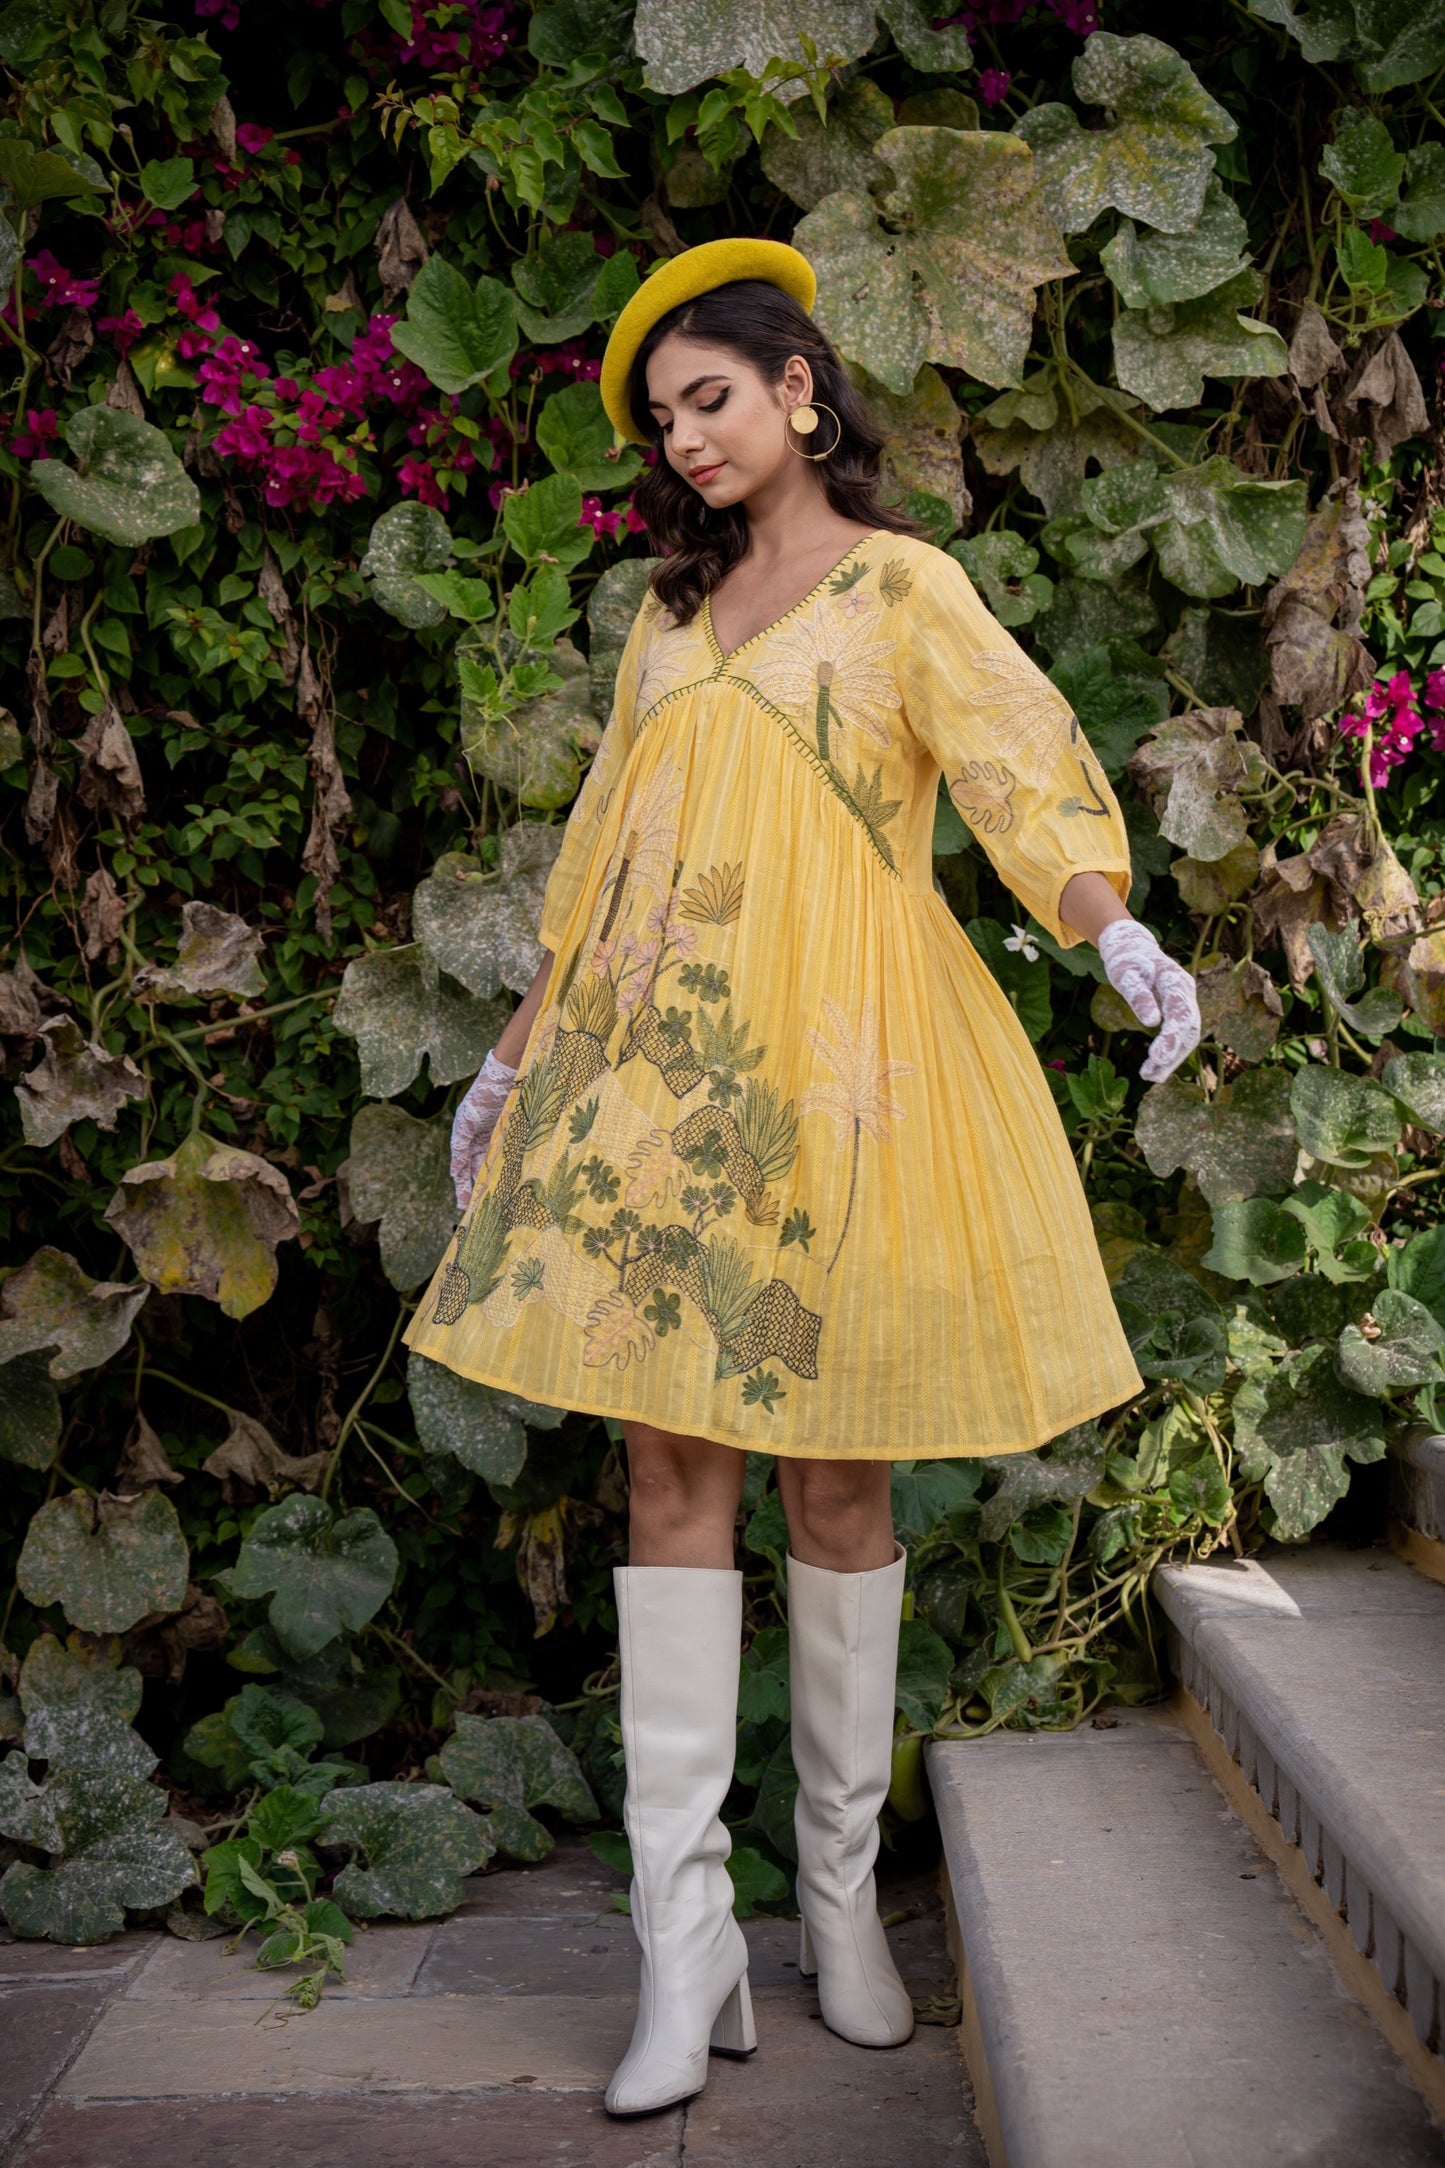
[604, 1564, 756, 2117]
[786, 1541, 915, 2048]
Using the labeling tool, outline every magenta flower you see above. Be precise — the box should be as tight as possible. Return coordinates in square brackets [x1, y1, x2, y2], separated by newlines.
[26, 252, 100, 309]
[12, 408, 59, 459]
[195, 0, 240, 27]
[1424, 667, 1445, 711]
[97, 308, 145, 354]
[235, 122, 274, 153]
[1367, 219, 1398, 244]
[977, 68, 1013, 105]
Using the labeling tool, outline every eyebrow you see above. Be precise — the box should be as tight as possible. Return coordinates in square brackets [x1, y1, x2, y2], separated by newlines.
[647, 373, 731, 412]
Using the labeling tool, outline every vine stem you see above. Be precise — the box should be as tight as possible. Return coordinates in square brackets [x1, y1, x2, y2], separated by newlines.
[370, 1618, 462, 1703]
[133, 990, 328, 1054]
[145, 1367, 239, 1418]
[320, 1303, 414, 1501]
[1059, 358, 1191, 471]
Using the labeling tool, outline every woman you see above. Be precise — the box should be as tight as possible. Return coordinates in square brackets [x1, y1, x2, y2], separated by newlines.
[404, 238, 1199, 2117]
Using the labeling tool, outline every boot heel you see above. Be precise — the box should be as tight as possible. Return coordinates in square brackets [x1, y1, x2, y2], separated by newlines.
[798, 1917, 816, 1978]
[709, 1973, 756, 2058]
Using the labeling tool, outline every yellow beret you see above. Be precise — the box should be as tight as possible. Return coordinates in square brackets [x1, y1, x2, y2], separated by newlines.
[599, 238, 817, 447]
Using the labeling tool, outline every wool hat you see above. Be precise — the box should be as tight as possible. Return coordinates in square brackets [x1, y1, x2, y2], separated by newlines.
[599, 237, 817, 447]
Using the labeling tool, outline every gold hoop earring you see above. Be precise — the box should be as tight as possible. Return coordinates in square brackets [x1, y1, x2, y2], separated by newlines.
[784, 399, 841, 461]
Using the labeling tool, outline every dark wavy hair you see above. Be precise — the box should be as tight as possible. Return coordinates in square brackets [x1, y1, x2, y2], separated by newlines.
[625, 277, 928, 626]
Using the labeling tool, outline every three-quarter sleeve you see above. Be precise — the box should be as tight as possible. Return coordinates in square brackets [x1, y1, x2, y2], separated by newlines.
[897, 545, 1132, 946]
[536, 590, 657, 952]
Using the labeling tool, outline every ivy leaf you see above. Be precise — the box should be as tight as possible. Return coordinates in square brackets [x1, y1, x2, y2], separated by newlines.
[978, 1425, 1108, 1540]
[0, 139, 106, 210]
[1168, 1453, 1234, 1524]
[1232, 1342, 1385, 1540]
[1336, 1288, 1445, 1395]
[413, 828, 564, 1001]
[1044, 642, 1168, 779]
[1135, 1070, 1298, 1205]
[738, 1623, 791, 1724]
[501, 472, 593, 571]
[390, 255, 517, 394]
[894, 1617, 954, 1731]
[857, 364, 970, 533]
[0, 1352, 62, 1470]
[17, 1636, 155, 1780]
[1174, 840, 1260, 913]
[0, 1768, 198, 1944]
[1015, 32, 1237, 235]
[1388, 1226, 1445, 1322]
[1127, 706, 1264, 860]
[535, 379, 643, 494]
[230, 1497, 399, 1662]
[587, 557, 662, 720]
[1114, 274, 1289, 414]
[1201, 1198, 1308, 1285]
[725, 1844, 789, 1918]
[18, 1490, 188, 1636]
[461, 637, 590, 810]
[0, 1248, 148, 1380]
[318, 1780, 494, 1918]
[346, 1103, 456, 1292]
[972, 371, 1141, 518]
[800, 127, 1073, 395]
[1382, 1052, 1445, 1132]
[759, 75, 895, 209]
[332, 943, 511, 1098]
[749, 1733, 799, 1864]
[230, 1682, 327, 1763]
[1290, 1066, 1401, 1169]
[1306, 921, 1404, 1040]
[1112, 1249, 1229, 1389]
[1352, 0, 1445, 95]
[130, 901, 266, 1001]
[632, 0, 880, 97]
[1100, 179, 1251, 307]
[29, 408, 200, 546]
[1320, 109, 1405, 217]
[512, 231, 606, 343]
[1391, 141, 1445, 242]
[15, 1017, 146, 1148]
[1153, 460, 1310, 602]
[104, 1132, 299, 1321]
[952, 531, 1054, 630]
[438, 1711, 597, 1861]
[1195, 957, 1283, 1064]
[406, 1351, 538, 1484]
[360, 502, 454, 629]
[890, 1458, 982, 1543]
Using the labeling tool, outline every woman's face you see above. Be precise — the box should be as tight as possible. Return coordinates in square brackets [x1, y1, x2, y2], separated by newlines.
[643, 334, 813, 513]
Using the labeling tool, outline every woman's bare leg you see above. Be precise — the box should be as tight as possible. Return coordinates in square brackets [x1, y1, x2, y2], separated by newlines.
[775, 1455, 896, 1572]
[622, 1419, 748, 1567]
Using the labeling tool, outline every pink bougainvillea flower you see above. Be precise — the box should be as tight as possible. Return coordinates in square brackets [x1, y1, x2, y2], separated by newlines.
[26, 251, 100, 309]
[1424, 667, 1445, 711]
[977, 68, 1013, 105]
[235, 122, 274, 153]
[1367, 219, 1398, 244]
[12, 408, 59, 459]
[97, 308, 145, 354]
[195, 0, 240, 28]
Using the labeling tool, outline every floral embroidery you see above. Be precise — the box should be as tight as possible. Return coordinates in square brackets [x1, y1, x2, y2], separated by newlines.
[948, 758, 1017, 835]
[968, 648, 1076, 787]
[876, 558, 913, 606]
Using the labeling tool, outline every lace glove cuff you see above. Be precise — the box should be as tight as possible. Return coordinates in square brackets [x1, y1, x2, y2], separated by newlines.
[450, 1048, 519, 1211]
[1097, 920, 1201, 1085]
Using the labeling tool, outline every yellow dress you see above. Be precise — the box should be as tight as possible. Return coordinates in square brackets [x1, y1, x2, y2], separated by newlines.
[404, 530, 1145, 1459]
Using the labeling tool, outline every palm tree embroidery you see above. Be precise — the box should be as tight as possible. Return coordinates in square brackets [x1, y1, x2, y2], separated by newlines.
[968, 648, 1077, 787]
[749, 598, 899, 763]
[798, 995, 914, 1275]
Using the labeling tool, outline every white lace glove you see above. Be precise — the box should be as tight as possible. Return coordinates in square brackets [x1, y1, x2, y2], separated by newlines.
[450, 1049, 519, 1211]
[1097, 920, 1200, 1085]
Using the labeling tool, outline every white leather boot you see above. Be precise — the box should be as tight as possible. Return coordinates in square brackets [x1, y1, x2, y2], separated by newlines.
[605, 1564, 756, 2117]
[787, 1541, 915, 2048]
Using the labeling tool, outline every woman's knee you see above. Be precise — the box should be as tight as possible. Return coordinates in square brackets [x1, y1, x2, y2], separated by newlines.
[783, 1458, 891, 1546]
[623, 1425, 742, 1534]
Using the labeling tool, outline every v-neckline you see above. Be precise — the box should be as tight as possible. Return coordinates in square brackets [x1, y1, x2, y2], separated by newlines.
[702, 530, 884, 665]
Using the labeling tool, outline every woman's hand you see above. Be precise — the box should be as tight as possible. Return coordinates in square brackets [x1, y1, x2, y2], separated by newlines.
[1096, 920, 1201, 1084]
[450, 1048, 519, 1211]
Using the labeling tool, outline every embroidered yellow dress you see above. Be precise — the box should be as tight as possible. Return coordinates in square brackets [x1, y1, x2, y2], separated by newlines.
[403, 530, 1145, 1459]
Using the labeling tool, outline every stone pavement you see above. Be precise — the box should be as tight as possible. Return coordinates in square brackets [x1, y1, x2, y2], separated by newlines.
[1, 1840, 984, 2167]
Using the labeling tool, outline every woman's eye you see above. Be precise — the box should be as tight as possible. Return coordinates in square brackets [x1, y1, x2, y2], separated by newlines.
[701, 393, 727, 413]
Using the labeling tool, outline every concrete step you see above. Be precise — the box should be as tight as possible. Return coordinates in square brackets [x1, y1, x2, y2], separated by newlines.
[927, 1701, 1443, 2168]
[1390, 1427, 1445, 1584]
[1157, 1546, 1445, 2092]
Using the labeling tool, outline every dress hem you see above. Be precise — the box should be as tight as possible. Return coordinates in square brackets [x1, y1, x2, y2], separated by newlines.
[402, 1327, 1145, 1463]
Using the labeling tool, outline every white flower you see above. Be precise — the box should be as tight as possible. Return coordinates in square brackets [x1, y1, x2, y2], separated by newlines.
[1003, 923, 1040, 963]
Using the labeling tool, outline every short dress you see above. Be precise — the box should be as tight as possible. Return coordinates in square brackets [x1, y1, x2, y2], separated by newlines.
[403, 529, 1146, 1459]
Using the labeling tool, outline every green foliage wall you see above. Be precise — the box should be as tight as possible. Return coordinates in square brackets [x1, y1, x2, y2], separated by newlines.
[2, 0, 1445, 1946]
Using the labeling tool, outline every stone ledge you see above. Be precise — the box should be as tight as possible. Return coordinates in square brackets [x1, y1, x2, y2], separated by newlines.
[1155, 1545, 1445, 2066]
